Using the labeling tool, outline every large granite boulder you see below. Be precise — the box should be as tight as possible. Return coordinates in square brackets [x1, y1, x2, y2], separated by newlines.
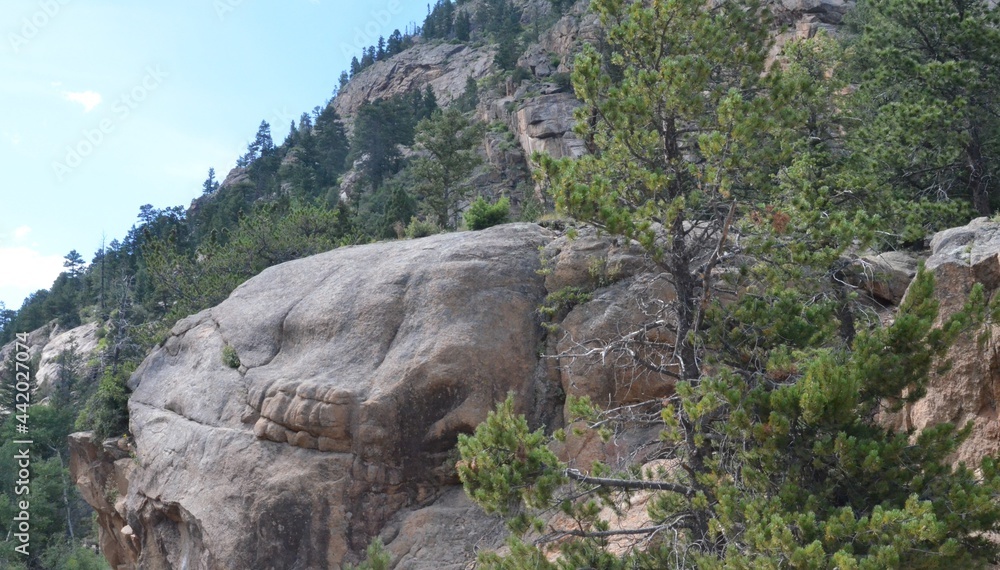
[117, 224, 554, 568]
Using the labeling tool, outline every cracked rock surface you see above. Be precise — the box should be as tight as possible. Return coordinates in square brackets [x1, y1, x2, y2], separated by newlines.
[72, 222, 684, 569]
[120, 224, 554, 569]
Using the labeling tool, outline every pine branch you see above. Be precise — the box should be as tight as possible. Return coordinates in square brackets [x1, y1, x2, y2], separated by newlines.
[565, 468, 695, 496]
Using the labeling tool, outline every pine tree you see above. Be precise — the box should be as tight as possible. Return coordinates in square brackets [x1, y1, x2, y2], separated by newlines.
[62, 250, 85, 277]
[250, 120, 275, 158]
[480, 0, 521, 70]
[202, 167, 220, 195]
[411, 108, 484, 228]
[847, 0, 1000, 220]
[387, 29, 404, 55]
[455, 76, 479, 112]
[314, 106, 350, 188]
[455, 11, 471, 41]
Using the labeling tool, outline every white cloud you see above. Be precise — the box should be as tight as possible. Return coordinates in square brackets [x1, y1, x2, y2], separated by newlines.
[13, 226, 31, 241]
[63, 90, 103, 112]
[0, 247, 65, 309]
[3, 131, 21, 146]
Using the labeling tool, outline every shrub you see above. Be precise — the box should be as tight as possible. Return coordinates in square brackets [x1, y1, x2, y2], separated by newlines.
[518, 192, 543, 222]
[465, 196, 510, 230]
[510, 66, 532, 84]
[222, 345, 240, 369]
[404, 217, 441, 239]
[76, 369, 131, 440]
[550, 72, 572, 91]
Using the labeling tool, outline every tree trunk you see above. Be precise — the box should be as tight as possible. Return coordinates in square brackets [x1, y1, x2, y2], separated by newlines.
[967, 126, 990, 215]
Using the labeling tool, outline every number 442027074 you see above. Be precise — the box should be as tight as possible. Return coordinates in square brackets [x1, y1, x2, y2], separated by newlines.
[13, 332, 31, 422]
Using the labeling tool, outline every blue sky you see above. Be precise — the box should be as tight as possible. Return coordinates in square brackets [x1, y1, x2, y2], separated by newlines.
[0, 0, 429, 310]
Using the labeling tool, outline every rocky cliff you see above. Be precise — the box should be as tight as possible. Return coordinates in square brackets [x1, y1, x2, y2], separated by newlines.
[71, 223, 674, 568]
[334, 42, 495, 122]
[0, 321, 100, 396]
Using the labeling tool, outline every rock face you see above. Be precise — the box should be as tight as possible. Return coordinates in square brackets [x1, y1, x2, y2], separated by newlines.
[121, 224, 552, 568]
[0, 321, 100, 396]
[334, 42, 495, 121]
[892, 218, 1000, 465]
[70, 223, 682, 568]
[68, 433, 139, 570]
[36, 322, 100, 394]
[541, 227, 674, 413]
[512, 92, 586, 159]
[847, 250, 922, 306]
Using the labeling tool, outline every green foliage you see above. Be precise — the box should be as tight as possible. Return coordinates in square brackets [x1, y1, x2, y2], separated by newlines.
[538, 286, 591, 320]
[454, 76, 480, 113]
[550, 72, 571, 91]
[478, 0, 522, 70]
[455, 10, 472, 42]
[76, 367, 131, 440]
[0, 351, 38, 415]
[404, 217, 442, 239]
[344, 537, 392, 570]
[144, 201, 354, 322]
[845, 0, 1000, 218]
[221, 345, 240, 369]
[39, 541, 109, 570]
[457, 395, 565, 532]
[547, 0, 578, 15]
[464, 274, 1000, 567]
[586, 256, 621, 288]
[411, 108, 485, 228]
[464, 196, 510, 230]
[352, 170, 419, 239]
[350, 90, 439, 190]
[0, 405, 107, 569]
[517, 192, 544, 223]
[423, 0, 455, 40]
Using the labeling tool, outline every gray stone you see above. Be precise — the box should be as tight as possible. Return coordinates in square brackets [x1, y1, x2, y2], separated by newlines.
[848, 251, 922, 305]
[101, 224, 557, 568]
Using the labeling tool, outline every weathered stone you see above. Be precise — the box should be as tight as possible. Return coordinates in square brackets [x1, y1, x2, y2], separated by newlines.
[334, 42, 495, 123]
[0, 321, 101, 398]
[68, 432, 139, 570]
[541, 227, 655, 293]
[489, 92, 587, 162]
[557, 274, 678, 415]
[89, 224, 559, 568]
[848, 250, 923, 305]
[35, 322, 99, 393]
[518, 0, 601, 76]
[888, 219, 1000, 466]
[380, 488, 506, 570]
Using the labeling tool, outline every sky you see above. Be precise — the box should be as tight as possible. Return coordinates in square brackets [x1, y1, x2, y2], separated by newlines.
[0, 0, 430, 311]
